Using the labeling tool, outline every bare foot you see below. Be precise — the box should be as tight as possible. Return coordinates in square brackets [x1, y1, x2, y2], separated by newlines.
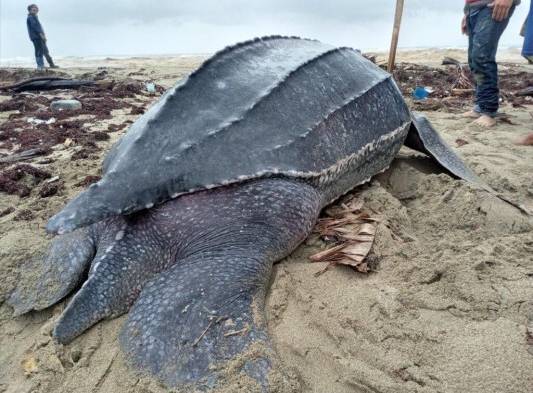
[472, 114, 496, 128]
[462, 110, 481, 119]
[515, 133, 533, 146]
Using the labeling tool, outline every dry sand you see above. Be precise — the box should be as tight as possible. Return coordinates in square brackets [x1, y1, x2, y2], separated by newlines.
[0, 49, 532, 393]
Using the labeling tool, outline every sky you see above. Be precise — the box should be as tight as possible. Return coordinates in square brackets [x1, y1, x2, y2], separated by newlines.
[0, 0, 529, 59]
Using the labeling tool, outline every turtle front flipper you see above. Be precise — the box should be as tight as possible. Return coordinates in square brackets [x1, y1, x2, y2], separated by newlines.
[8, 227, 96, 316]
[52, 214, 175, 344]
[120, 179, 321, 391]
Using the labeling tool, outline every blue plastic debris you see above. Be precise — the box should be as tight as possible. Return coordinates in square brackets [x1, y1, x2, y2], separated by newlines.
[412, 86, 430, 100]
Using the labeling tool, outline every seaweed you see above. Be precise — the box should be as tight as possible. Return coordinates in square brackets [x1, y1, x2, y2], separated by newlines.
[13, 209, 34, 221]
[75, 175, 101, 187]
[0, 164, 52, 197]
[39, 181, 64, 198]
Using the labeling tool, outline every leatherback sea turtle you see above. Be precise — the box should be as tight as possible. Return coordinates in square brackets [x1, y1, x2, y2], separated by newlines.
[9, 36, 483, 391]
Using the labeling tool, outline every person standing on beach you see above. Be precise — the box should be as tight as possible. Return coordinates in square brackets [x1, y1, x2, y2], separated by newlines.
[27, 4, 58, 70]
[521, 0, 533, 63]
[514, 2, 533, 145]
[461, 0, 519, 127]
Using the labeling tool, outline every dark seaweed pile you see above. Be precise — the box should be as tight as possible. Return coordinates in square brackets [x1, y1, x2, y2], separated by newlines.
[390, 61, 533, 111]
[0, 72, 161, 161]
[0, 69, 163, 203]
[0, 164, 51, 197]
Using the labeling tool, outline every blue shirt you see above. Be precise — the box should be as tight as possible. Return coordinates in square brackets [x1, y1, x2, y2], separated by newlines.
[27, 14, 44, 41]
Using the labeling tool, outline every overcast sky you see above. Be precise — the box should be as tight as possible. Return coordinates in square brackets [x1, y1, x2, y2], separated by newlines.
[0, 0, 529, 59]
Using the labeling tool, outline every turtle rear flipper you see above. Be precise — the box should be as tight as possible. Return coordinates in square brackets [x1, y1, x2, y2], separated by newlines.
[8, 227, 95, 316]
[406, 112, 485, 187]
[407, 113, 532, 215]
[121, 254, 275, 390]
[120, 179, 321, 390]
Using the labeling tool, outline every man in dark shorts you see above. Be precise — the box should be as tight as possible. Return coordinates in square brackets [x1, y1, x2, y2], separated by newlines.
[461, 0, 519, 127]
[27, 4, 58, 70]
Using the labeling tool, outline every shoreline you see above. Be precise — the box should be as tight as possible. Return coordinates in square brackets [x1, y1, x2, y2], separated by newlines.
[1, 47, 529, 68]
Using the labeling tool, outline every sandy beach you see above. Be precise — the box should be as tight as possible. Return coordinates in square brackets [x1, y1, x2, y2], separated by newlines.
[0, 49, 532, 393]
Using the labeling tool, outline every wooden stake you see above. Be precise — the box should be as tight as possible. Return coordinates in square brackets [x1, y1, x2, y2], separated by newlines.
[388, 0, 405, 72]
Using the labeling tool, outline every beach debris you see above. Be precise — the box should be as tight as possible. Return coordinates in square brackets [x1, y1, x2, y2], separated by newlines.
[362, 54, 377, 63]
[130, 105, 145, 115]
[45, 176, 60, 183]
[0, 77, 94, 92]
[21, 355, 39, 375]
[0, 206, 15, 218]
[0, 68, 65, 83]
[455, 138, 469, 147]
[0, 117, 115, 155]
[92, 131, 110, 141]
[452, 68, 474, 90]
[0, 69, 161, 169]
[106, 123, 127, 133]
[112, 79, 145, 98]
[451, 88, 473, 97]
[393, 63, 460, 103]
[0, 76, 94, 92]
[390, 61, 529, 111]
[51, 99, 82, 111]
[71, 148, 98, 160]
[0, 99, 28, 112]
[0, 148, 49, 164]
[145, 82, 156, 94]
[13, 209, 35, 221]
[310, 196, 378, 274]
[79, 69, 109, 81]
[0, 94, 49, 113]
[0, 76, 65, 91]
[440, 57, 474, 90]
[516, 86, 533, 97]
[39, 180, 64, 198]
[27, 116, 56, 125]
[0, 164, 52, 197]
[412, 86, 431, 100]
[127, 68, 147, 77]
[75, 175, 101, 187]
[442, 57, 462, 66]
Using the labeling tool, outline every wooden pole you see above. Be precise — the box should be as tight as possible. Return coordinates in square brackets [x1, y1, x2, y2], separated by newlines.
[388, 0, 405, 72]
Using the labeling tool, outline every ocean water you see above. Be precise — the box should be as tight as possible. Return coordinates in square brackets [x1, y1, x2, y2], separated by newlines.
[2, 46, 526, 69]
[0, 53, 208, 68]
